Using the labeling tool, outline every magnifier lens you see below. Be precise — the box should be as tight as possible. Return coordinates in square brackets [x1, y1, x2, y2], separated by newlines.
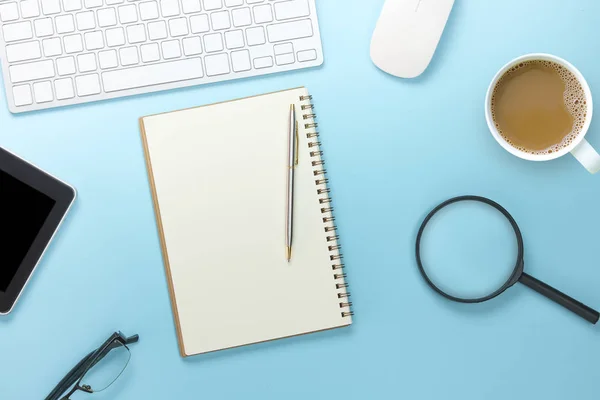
[419, 201, 519, 300]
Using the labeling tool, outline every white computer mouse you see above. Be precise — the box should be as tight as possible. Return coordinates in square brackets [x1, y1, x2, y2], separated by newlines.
[370, 0, 455, 78]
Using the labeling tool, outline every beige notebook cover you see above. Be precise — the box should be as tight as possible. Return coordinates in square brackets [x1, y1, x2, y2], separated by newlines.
[140, 87, 352, 357]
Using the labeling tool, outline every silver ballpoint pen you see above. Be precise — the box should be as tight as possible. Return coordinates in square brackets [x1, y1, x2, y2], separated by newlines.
[286, 104, 298, 262]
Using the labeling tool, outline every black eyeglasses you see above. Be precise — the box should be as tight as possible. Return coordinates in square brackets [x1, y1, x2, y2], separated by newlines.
[45, 331, 139, 400]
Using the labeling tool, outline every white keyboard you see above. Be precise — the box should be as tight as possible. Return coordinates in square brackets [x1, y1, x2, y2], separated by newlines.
[0, 0, 323, 113]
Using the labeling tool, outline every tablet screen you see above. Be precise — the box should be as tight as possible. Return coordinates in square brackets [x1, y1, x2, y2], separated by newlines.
[0, 170, 56, 292]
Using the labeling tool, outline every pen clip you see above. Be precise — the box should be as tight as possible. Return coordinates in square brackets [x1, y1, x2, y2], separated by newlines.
[294, 119, 299, 166]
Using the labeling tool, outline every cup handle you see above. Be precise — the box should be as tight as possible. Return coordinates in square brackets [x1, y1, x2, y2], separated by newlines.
[571, 139, 600, 174]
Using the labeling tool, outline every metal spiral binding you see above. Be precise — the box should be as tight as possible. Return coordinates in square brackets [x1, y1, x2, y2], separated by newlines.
[300, 94, 354, 319]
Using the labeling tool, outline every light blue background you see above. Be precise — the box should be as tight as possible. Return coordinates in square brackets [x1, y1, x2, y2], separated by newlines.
[2, 1, 600, 399]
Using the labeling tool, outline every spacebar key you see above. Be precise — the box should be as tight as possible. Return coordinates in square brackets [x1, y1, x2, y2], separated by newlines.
[102, 58, 204, 92]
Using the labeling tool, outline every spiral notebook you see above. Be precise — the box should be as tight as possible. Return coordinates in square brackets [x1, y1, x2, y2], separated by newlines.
[140, 87, 353, 357]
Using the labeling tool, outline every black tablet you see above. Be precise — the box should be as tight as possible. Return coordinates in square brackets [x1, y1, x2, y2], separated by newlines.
[0, 147, 75, 314]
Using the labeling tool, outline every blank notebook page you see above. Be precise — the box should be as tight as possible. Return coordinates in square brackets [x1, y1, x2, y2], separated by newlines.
[141, 87, 351, 356]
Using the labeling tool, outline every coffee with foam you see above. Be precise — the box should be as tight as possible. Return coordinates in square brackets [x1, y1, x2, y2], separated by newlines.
[491, 60, 587, 154]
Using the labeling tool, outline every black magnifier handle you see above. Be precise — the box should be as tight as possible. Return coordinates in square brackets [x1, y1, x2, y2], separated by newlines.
[519, 273, 600, 324]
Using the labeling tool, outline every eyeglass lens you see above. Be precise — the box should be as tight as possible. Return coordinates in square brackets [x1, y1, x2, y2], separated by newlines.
[80, 340, 131, 393]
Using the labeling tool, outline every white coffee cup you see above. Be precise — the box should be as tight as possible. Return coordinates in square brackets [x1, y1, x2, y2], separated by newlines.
[485, 53, 600, 174]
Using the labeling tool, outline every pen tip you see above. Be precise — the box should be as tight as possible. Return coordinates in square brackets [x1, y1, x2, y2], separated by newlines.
[286, 247, 292, 262]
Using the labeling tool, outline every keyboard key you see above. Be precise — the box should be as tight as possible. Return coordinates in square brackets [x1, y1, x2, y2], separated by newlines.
[203, 0, 221, 11]
[168, 17, 188, 36]
[105, 27, 125, 46]
[77, 52, 97, 72]
[210, 10, 229, 30]
[140, 42, 160, 62]
[245, 26, 264, 45]
[41, 0, 61, 14]
[182, 36, 201, 55]
[102, 58, 204, 92]
[118, 4, 137, 23]
[54, 78, 75, 99]
[106, 0, 123, 4]
[161, 39, 180, 59]
[253, 4, 271, 23]
[55, 14, 75, 33]
[204, 53, 229, 76]
[84, 0, 103, 8]
[297, 48, 316, 62]
[189, 14, 209, 33]
[119, 46, 139, 65]
[253, 55, 272, 68]
[62, 0, 82, 12]
[6, 41, 41, 63]
[21, 0, 41, 18]
[230, 49, 250, 72]
[139, 1, 159, 20]
[0, 3, 19, 22]
[231, 7, 250, 26]
[9, 60, 55, 83]
[267, 18, 311, 42]
[224, 29, 243, 49]
[97, 7, 117, 26]
[274, 0, 308, 20]
[34, 17, 54, 36]
[3, 21, 33, 42]
[182, 0, 201, 14]
[203, 32, 222, 52]
[76, 10, 96, 29]
[84, 30, 104, 49]
[275, 53, 293, 65]
[63, 33, 83, 53]
[246, 0, 263, 3]
[160, 0, 179, 17]
[147, 20, 167, 39]
[56, 56, 76, 74]
[42, 37, 62, 56]
[33, 80, 53, 102]
[126, 24, 146, 43]
[75, 73, 101, 95]
[224, 0, 242, 6]
[98, 49, 118, 68]
[13, 84, 33, 106]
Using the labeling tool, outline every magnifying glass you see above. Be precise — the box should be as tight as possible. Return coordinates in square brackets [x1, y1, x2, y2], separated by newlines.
[415, 195, 599, 324]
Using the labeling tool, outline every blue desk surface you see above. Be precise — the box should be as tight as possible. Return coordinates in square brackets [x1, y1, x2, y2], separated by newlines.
[3, 1, 600, 399]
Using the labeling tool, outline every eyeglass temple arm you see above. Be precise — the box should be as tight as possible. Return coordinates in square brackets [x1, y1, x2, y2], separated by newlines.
[45, 351, 95, 400]
[123, 333, 140, 345]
